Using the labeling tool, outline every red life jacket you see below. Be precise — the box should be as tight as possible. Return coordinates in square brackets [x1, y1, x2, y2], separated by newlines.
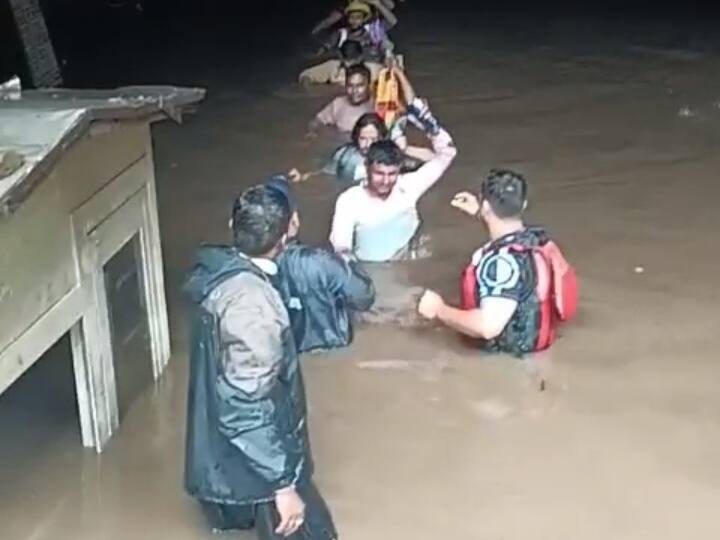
[460, 229, 578, 353]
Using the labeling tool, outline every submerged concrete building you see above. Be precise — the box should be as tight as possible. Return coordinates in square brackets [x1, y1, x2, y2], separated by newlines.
[0, 84, 204, 451]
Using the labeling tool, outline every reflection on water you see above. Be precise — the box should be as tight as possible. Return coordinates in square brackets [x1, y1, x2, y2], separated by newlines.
[0, 334, 84, 540]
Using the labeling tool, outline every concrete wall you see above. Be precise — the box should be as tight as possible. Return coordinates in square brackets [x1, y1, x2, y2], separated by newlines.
[0, 121, 147, 360]
[0, 117, 175, 453]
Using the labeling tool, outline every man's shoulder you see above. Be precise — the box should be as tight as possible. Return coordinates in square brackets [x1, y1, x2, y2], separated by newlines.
[330, 94, 348, 107]
[477, 245, 523, 272]
[336, 184, 366, 204]
[279, 244, 349, 295]
[475, 245, 532, 298]
[207, 271, 276, 309]
[282, 242, 330, 260]
[282, 243, 344, 270]
[320, 95, 345, 114]
[331, 142, 354, 159]
[358, 100, 375, 113]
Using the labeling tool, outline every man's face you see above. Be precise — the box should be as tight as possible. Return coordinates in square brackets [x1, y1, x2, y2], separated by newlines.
[366, 162, 401, 198]
[345, 73, 370, 105]
[347, 11, 366, 30]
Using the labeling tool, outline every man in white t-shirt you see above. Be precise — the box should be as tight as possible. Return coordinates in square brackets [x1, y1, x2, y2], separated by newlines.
[329, 108, 456, 262]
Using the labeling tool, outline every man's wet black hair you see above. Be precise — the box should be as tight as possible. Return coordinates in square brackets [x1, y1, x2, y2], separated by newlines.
[340, 39, 363, 62]
[231, 185, 291, 256]
[366, 139, 404, 167]
[352, 113, 388, 145]
[345, 63, 371, 84]
[480, 169, 528, 219]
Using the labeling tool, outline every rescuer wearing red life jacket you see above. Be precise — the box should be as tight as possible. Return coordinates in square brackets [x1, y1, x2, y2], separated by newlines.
[417, 170, 578, 356]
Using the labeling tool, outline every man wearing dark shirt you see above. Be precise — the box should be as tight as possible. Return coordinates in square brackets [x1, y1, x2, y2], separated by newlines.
[418, 170, 575, 355]
[267, 176, 375, 353]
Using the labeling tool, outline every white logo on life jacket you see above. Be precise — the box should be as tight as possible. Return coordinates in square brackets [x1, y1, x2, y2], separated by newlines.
[476, 248, 521, 297]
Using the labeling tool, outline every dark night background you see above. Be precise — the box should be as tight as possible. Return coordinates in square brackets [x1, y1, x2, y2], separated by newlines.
[2, 0, 720, 90]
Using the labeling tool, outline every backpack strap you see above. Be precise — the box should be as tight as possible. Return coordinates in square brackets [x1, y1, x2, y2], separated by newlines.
[501, 243, 556, 350]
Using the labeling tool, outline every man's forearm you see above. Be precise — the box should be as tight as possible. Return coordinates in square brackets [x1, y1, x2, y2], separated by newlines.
[436, 304, 486, 338]
[401, 127, 457, 199]
[376, 4, 398, 27]
[428, 128, 457, 169]
[329, 226, 353, 256]
[430, 126, 454, 152]
[404, 145, 435, 162]
[345, 262, 376, 311]
[312, 10, 342, 35]
[395, 69, 416, 104]
[368, 0, 398, 27]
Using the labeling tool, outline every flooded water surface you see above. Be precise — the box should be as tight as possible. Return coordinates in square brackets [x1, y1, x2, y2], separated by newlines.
[2, 6, 720, 540]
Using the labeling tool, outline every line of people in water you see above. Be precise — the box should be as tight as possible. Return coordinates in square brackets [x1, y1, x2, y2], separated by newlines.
[184, 2, 578, 538]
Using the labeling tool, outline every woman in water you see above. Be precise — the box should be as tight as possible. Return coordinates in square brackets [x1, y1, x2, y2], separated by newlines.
[291, 108, 436, 188]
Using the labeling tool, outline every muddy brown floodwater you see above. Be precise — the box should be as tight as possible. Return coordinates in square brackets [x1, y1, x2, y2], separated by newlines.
[2, 9, 720, 540]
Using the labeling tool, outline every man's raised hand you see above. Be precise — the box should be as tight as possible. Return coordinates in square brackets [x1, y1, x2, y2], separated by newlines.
[451, 191, 481, 217]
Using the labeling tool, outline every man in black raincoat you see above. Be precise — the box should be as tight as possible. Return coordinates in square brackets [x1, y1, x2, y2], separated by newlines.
[183, 185, 336, 539]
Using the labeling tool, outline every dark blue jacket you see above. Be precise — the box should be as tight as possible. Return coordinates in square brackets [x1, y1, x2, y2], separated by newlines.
[275, 241, 375, 354]
[183, 246, 312, 505]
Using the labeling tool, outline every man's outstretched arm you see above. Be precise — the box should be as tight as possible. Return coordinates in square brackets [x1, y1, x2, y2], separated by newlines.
[329, 191, 356, 255]
[319, 249, 376, 311]
[311, 9, 343, 35]
[419, 292, 518, 339]
[399, 124, 457, 202]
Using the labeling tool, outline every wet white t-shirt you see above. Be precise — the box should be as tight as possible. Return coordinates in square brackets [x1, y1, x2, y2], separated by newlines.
[329, 128, 457, 261]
